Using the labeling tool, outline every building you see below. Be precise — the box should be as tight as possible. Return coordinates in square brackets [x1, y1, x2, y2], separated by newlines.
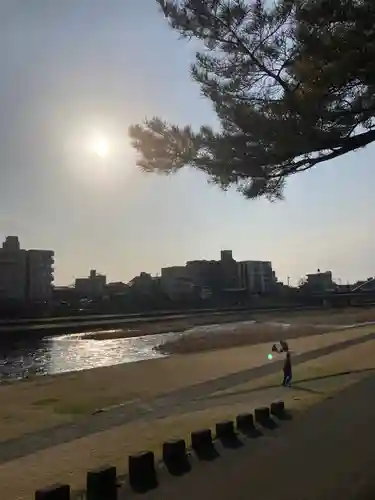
[219, 250, 240, 289]
[27, 249, 54, 301]
[0, 236, 54, 302]
[161, 275, 195, 301]
[304, 270, 334, 292]
[238, 260, 277, 294]
[0, 237, 28, 301]
[160, 266, 196, 301]
[75, 269, 106, 297]
[154, 251, 277, 301]
[186, 251, 277, 296]
[106, 281, 129, 295]
[185, 260, 221, 291]
[52, 285, 77, 305]
[128, 272, 156, 296]
[160, 266, 187, 280]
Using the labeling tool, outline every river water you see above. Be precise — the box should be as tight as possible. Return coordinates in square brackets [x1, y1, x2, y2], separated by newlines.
[0, 329, 179, 381]
[0, 319, 360, 381]
[0, 321, 261, 381]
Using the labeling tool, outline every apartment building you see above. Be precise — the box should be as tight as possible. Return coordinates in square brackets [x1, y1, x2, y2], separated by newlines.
[185, 252, 277, 295]
[219, 250, 240, 289]
[0, 236, 54, 302]
[238, 260, 277, 294]
[27, 249, 54, 301]
[0, 237, 28, 300]
[185, 260, 221, 291]
[160, 266, 195, 300]
[155, 251, 278, 301]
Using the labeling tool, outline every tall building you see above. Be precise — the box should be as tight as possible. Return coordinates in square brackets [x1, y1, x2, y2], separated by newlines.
[186, 252, 277, 295]
[27, 249, 54, 301]
[219, 250, 240, 289]
[158, 251, 277, 300]
[0, 237, 28, 301]
[238, 260, 277, 294]
[0, 236, 54, 302]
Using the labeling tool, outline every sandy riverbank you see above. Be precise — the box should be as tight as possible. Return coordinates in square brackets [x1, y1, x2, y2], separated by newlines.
[0, 323, 374, 443]
[80, 307, 375, 358]
[2, 329, 375, 500]
[156, 308, 375, 354]
[82, 311, 259, 340]
[83, 307, 375, 342]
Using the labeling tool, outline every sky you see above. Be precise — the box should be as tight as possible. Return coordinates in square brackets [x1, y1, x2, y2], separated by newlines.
[0, 0, 374, 287]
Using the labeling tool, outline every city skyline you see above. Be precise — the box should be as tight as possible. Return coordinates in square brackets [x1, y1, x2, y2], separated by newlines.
[2, 233, 368, 292]
[3, 236, 367, 290]
[1, 0, 374, 288]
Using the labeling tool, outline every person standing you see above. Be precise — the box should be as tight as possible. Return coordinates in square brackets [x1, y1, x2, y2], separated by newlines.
[282, 348, 292, 387]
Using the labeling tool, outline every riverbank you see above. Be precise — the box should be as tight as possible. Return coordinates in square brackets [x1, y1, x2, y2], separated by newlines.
[0, 304, 368, 339]
[1, 328, 375, 500]
[2, 307, 375, 383]
[85, 306, 375, 344]
[0, 306, 306, 338]
[0, 324, 374, 444]
[153, 307, 375, 354]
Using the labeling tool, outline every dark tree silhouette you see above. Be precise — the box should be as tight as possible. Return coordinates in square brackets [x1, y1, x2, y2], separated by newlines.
[129, 0, 375, 200]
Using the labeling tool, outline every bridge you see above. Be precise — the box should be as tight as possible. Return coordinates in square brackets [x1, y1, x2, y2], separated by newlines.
[310, 287, 375, 307]
[350, 277, 375, 292]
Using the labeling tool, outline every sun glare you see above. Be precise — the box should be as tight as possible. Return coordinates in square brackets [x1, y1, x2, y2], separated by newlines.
[89, 137, 110, 158]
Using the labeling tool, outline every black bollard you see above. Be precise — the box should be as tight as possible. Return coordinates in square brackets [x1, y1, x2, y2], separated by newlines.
[236, 413, 255, 432]
[191, 429, 218, 460]
[216, 420, 242, 448]
[128, 451, 157, 492]
[216, 421, 235, 439]
[163, 439, 190, 475]
[236, 413, 262, 437]
[86, 466, 117, 500]
[255, 406, 277, 429]
[35, 484, 70, 500]
[271, 400, 285, 419]
[254, 407, 271, 425]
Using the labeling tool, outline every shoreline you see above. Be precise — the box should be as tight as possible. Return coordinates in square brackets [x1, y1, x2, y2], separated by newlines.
[80, 306, 375, 345]
[82, 306, 375, 341]
[2, 331, 375, 500]
[1, 307, 375, 386]
[0, 324, 374, 444]
[0, 305, 345, 339]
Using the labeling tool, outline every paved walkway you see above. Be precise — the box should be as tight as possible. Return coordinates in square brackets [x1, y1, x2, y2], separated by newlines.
[0, 329, 374, 464]
[142, 373, 375, 500]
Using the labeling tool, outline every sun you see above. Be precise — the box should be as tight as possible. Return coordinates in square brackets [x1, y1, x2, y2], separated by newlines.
[89, 137, 110, 158]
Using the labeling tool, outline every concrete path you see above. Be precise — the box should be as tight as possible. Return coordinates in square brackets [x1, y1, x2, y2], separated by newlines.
[142, 373, 375, 500]
[0, 329, 374, 464]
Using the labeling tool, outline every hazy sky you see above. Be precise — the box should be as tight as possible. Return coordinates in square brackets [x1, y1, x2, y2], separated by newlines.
[0, 0, 374, 286]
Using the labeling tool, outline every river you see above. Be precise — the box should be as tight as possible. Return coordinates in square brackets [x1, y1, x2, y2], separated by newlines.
[0, 321, 262, 380]
[0, 319, 359, 381]
[0, 329, 179, 381]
